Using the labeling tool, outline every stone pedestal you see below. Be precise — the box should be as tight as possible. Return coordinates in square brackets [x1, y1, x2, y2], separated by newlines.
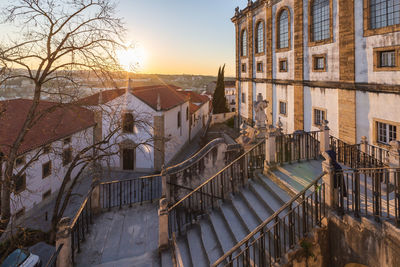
[263, 125, 279, 174]
[91, 177, 101, 215]
[319, 120, 330, 154]
[388, 141, 400, 185]
[161, 170, 170, 203]
[322, 152, 336, 208]
[56, 217, 72, 267]
[158, 198, 169, 252]
[359, 136, 368, 154]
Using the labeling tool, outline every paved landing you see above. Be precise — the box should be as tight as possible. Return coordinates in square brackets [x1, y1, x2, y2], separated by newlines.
[280, 159, 324, 184]
[76, 202, 160, 267]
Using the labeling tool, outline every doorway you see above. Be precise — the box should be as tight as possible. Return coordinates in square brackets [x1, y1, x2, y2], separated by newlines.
[122, 149, 135, 170]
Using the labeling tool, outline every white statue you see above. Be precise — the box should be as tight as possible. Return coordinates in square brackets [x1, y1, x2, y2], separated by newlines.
[254, 93, 268, 129]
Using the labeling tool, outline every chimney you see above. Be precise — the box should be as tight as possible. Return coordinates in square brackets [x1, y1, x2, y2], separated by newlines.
[157, 93, 161, 111]
[128, 78, 133, 92]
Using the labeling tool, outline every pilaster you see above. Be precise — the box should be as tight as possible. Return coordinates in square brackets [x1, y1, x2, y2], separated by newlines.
[247, 11, 254, 125]
[265, 3, 273, 124]
[294, 0, 304, 130]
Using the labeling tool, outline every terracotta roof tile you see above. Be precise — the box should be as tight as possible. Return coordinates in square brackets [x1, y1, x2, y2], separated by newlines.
[76, 89, 126, 105]
[131, 85, 188, 111]
[177, 91, 210, 105]
[0, 99, 95, 155]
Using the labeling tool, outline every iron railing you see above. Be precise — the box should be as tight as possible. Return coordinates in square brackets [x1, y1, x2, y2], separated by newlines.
[212, 172, 326, 267]
[276, 131, 320, 164]
[100, 175, 161, 209]
[70, 188, 94, 264]
[167, 140, 265, 236]
[329, 136, 386, 168]
[45, 244, 64, 267]
[335, 168, 400, 227]
[364, 143, 389, 165]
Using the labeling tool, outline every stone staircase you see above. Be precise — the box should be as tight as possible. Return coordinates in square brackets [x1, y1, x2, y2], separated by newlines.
[161, 170, 296, 267]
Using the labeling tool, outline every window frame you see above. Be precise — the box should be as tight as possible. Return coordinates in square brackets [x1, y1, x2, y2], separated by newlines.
[276, 6, 291, 52]
[241, 92, 246, 104]
[312, 54, 327, 72]
[373, 46, 400, 71]
[255, 20, 265, 55]
[363, 0, 400, 36]
[279, 100, 288, 117]
[42, 161, 52, 179]
[256, 62, 264, 73]
[279, 58, 288, 72]
[241, 63, 247, 73]
[15, 173, 26, 194]
[312, 107, 327, 127]
[241, 29, 248, 57]
[308, 0, 333, 46]
[177, 111, 181, 128]
[62, 147, 73, 166]
[122, 112, 134, 133]
[373, 118, 400, 146]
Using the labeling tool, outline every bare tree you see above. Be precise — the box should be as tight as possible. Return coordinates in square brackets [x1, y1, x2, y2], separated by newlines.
[0, 0, 127, 234]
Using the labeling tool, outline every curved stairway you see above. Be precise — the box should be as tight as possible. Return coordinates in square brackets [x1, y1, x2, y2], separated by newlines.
[161, 171, 294, 267]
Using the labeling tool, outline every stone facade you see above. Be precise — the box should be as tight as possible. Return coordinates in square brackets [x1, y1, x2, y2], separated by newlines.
[233, 0, 400, 145]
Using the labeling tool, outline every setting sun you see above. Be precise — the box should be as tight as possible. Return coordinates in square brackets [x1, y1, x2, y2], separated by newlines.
[117, 44, 147, 72]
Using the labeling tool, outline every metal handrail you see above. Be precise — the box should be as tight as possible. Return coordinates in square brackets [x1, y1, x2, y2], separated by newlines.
[168, 140, 265, 212]
[70, 187, 93, 227]
[212, 171, 326, 266]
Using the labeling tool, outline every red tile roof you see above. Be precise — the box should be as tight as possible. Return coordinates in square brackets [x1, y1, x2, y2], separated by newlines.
[189, 102, 200, 113]
[0, 99, 95, 155]
[76, 89, 126, 105]
[131, 85, 188, 111]
[178, 91, 210, 105]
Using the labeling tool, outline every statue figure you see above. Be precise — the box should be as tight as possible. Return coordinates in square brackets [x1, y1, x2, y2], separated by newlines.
[247, 0, 253, 7]
[254, 93, 268, 129]
[235, 7, 240, 16]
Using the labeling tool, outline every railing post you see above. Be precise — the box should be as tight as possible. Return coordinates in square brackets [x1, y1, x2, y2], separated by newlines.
[56, 217, 72, 267]
[322, 152, 336, 208]
[319, 120, 330, 154]
[360, 136, 368, 154]
[161, 166, 170, 203]
[263, 125, 279, 174]
[91, 178, 101, 215]
[158, 198, 169, 252]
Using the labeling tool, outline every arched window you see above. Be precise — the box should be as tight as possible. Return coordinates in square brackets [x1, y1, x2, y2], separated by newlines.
[255, 21, 264, 53]
[370, 0, 400, 29]
[311, 0, 330, 42]
[241, 29, 248, 57]
[277, 8, 290, 49]
[186, 106, 189, 121]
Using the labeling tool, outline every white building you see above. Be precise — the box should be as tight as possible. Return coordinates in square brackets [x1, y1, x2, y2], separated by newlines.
[0, 99, 95, 218]
[233, 0, 400, 146]
[79, 85, 192, 172]
[224, 81, 236, 112]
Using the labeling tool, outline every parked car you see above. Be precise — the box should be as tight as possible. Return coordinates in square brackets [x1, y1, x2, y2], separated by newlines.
[1, 249, 41, 267]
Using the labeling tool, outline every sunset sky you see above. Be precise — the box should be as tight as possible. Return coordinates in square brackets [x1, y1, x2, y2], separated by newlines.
[117, 0, 247, 76]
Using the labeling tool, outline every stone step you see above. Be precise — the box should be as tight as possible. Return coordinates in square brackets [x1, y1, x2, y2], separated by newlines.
[248, 180, 280, 213]
[257, 173, 292, 204]
[176, 236, 193, 267]
[219, 201, 249, 243]
[240, 188, 273, 222]
[199, 218, 224, 265]
[208, 210, 236, 255]
[186, 225, 209, 267]
[230, 194, 261, 236]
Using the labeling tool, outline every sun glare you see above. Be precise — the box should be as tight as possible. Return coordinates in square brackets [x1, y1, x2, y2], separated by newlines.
[117, 44, 147, 72]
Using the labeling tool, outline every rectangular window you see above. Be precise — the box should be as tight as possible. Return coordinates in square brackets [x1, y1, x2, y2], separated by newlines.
[63, 148, 72, 166]
[42, 190, 51, 200]
[15, 156, 25, 167]
[177, 111, 181, 128]
[313, 54, 327, 71]
[377, 121, 397, 145]
[373, 46, 400, 71]
[63, 137, 71, 145]
[279, 101, 287, 116]
[15, 174, 26, 194]
[370, 0, 400, 30]
[241, 63, 247, 73]
[241, 92, 246, 103]
[42, 161, 52, 179]
[256, 62, 263, 72]
[122, 113, 134, 133]
[279, 59, 288, 72]
[313, 108, 326, 126]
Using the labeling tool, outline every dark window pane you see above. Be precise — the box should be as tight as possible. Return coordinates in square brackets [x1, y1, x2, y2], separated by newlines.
[312, 0, 330, 41]
[279, 10, 289, 48]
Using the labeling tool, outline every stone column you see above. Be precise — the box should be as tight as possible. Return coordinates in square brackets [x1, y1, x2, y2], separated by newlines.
[319, 120, 330, 154]
[322, 152, 336, 208]
[360, 136, 368, 154]
[161, 166, 170, 203]
[56, 217, 72, 267]
[158, 198, 169, 252]
[263, 125, 278, 174]
[91, 177, 101, 215]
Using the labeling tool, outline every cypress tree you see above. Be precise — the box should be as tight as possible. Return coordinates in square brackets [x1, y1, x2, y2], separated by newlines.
[212, 64, 229, 114]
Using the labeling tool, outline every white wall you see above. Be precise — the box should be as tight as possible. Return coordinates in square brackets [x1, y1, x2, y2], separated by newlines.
[9, 127, 94, 215]
[190, 102, 210, 140]
[164, 102, 190, 164]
